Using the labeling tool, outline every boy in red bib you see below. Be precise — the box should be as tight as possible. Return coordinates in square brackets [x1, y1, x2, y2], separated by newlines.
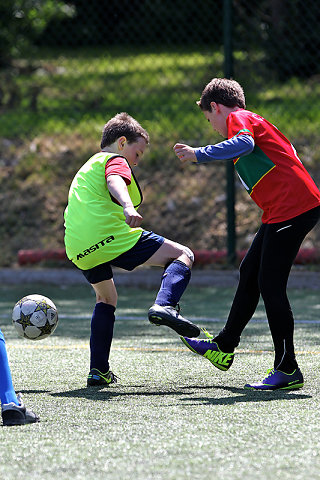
[174, 78, 320, 390]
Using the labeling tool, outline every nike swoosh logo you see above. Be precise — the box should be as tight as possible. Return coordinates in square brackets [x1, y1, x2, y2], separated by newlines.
[276, 225, 292, 233]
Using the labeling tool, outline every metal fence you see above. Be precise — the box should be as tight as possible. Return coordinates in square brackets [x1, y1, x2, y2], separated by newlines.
[0, 0, 319, 266]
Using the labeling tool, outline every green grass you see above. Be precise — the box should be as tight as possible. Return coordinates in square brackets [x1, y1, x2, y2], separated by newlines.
[2, 45, 320, 150]
[1, 284, 320, 479]
[1, 46, 225, 142]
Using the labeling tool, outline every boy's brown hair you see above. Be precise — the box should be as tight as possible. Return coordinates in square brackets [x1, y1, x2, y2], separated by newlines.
[197, 78, 246, 111]
[101, 112, 149, 149]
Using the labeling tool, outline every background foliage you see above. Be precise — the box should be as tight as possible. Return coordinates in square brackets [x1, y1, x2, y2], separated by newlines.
[0, 0, 319, 267]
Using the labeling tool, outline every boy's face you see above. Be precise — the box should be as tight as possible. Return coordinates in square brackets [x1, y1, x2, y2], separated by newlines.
[118, 136, 147, 167]
[203, 102, 228, 137]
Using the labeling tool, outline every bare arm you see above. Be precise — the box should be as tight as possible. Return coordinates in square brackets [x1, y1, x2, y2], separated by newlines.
[107, 174, 143, 228]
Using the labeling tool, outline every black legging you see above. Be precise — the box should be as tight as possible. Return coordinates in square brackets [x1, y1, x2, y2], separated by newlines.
[216, 205, 320, 372]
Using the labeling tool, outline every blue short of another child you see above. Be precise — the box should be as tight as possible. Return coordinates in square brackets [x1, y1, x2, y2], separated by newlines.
[81, 230, 164, 284]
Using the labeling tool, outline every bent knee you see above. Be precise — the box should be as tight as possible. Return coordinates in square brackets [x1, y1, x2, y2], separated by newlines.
[93, 283, 118, 307]
[183, 246, 194, 263]
[96, 294, 118, 308]
[177, 246, 194, 267]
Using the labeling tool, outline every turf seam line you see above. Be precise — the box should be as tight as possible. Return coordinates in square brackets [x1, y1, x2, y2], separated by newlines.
[6, 345, 320, 354]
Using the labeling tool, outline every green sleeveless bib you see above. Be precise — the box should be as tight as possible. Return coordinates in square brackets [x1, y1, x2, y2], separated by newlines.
[64, 152, 143, 269]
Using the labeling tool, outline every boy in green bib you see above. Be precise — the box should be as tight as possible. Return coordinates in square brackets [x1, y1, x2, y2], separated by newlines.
[64, 112, 199, 386]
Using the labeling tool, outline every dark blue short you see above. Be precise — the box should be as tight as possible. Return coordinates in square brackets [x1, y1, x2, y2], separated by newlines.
[81, 230, 164, 284]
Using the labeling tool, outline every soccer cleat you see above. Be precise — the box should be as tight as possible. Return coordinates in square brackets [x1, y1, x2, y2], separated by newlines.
[244, 368, 304, 391]
[180, 329, 234, 371]
[1, 394, 40, 426]
[148, 304, 200, 337]
[87, 368, 118, 387]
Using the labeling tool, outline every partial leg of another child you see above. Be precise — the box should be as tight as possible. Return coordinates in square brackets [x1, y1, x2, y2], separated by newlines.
[0, 328, 39, 426]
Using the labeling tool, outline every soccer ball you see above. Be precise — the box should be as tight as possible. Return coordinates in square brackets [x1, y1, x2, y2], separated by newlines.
[12, 294, 58, 340]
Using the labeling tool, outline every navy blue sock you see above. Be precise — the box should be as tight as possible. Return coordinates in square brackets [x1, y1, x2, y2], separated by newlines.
[155, 260, 191, 307]
[90, 303, 115, 372]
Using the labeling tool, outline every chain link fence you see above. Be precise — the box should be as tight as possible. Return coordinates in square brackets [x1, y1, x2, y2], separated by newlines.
[0, 0, 319, 267]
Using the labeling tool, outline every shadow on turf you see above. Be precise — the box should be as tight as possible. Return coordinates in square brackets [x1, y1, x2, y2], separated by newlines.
[48, 384, 312, 404]
[19, 389, 50, 394]
[178, 385, 312, 405]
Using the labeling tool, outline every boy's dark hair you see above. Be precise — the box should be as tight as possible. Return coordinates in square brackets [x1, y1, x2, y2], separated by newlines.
[101, 112, 149, 149]
[197, 78, 246, 111]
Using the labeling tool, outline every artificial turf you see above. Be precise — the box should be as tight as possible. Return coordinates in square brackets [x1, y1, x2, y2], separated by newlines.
[1, 284, 319, 480]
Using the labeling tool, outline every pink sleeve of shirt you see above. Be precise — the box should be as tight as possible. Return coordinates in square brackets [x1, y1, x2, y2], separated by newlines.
[105, 156, 132, 185]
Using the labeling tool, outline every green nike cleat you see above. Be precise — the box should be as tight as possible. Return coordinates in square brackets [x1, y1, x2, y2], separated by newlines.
[87, 368, 118, 387]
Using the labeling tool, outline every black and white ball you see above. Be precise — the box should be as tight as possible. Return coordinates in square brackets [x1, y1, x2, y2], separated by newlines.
[12, 294, 58, 340]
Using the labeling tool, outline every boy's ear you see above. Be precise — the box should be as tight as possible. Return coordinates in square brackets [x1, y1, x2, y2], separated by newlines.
[210, 101, 220, 112]
[117, 136, 127, 150]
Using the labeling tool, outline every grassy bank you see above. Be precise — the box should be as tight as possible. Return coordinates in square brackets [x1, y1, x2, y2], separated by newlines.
[0, 46, 319, 266]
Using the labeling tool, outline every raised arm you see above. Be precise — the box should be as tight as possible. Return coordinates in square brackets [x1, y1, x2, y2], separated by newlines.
[174, 135, 254, 164]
